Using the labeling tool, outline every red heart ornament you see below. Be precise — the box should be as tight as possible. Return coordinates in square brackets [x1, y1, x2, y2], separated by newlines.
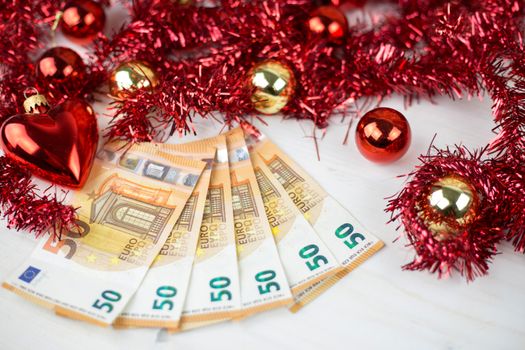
[0, 99, 98, 188]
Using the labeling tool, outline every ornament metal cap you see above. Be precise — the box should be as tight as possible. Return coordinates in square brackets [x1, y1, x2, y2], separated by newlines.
[23, 88, 50, 114]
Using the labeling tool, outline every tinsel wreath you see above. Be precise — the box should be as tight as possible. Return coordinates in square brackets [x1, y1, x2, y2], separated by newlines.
[0, 0, 524, 279]
[385, 146, 505, 281]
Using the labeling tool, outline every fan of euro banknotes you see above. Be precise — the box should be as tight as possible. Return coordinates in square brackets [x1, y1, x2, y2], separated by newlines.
[2, 127, 383, 332]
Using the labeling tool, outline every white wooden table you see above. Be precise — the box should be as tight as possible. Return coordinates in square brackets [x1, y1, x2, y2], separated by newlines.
[1, 5, 524, 349]
[1, 96, 524, 350]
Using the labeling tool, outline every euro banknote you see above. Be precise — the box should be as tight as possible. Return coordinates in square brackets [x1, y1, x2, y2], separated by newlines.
[3, 144, 206, 326]
[225, 128, 293, 317]
[112, 142, 215, 328]
[250, 150, 343, 296]
[245, 129, 384, 311]
[178, 135, 241, 327]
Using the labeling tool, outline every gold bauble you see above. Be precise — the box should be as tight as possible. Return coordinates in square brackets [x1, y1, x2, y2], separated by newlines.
[424, 175, 478, 241]
[109, 60, 159, 99]
[248, 60, 295, 115]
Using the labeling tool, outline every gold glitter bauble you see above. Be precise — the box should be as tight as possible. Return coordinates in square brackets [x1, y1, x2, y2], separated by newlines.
[248, 60, 295, 115]
[425, 175, 479, 241]
[109, 60, 159, 99]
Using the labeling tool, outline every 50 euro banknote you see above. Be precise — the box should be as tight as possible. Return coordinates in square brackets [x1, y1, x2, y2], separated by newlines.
[178, 135, 241, 327]
[3, 144, 206, 326]
[250, 150, 343, 296]
[109, 141, 215, 328]
[226, 128, 293, 317]
[245, 128, 384, 311]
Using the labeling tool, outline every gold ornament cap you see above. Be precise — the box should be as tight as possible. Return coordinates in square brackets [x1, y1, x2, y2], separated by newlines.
[23, 88, 50, 114]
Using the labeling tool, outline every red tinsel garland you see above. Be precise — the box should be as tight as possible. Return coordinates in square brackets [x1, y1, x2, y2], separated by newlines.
[0, 157, 77, 238]
[386, 147, 505, 280]
[0, 0, 524, 279]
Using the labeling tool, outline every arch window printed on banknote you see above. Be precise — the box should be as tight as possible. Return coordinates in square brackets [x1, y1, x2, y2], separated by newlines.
[3, 144, 207, 327]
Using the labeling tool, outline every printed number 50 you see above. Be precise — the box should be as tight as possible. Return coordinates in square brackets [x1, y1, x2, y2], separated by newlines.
[299, 244, 328, 271]
[255, 270, 280, 295]
[335, 223, 365, 249]
[92, 290, 122, 313]
[152, 285, 177, 311]
[210, 276, 232, 302]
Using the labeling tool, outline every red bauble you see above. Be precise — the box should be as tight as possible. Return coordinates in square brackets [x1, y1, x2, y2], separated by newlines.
[0, 99, 99, 188]
[314, 0, 366, 8]
[307, 6, 349, 43]
[60, 0, 106, 39]
[36, 47, 86, 85]
[355, 107, 411, 163]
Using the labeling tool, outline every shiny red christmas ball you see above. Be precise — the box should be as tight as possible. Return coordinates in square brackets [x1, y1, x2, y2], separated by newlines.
[36, 47, 86, 85]
[60, 0, 106, 39]
[355, 107, 411, 163]
[0, 99, 99, 188]
[314, 0, 365, 7]
[307, 6, 349, 43]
